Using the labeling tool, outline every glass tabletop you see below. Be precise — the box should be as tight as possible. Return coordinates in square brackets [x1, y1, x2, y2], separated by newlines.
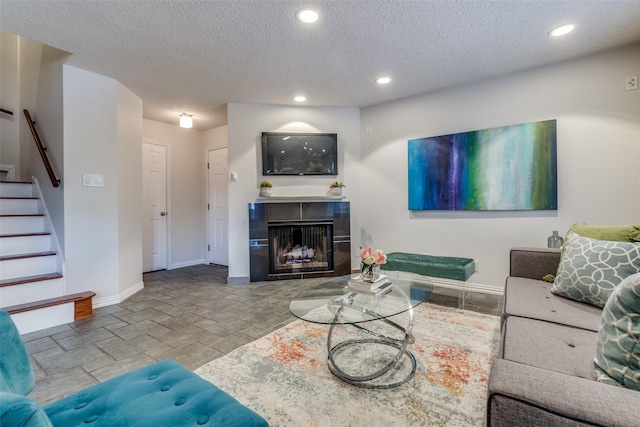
[289, 274, 433, 325]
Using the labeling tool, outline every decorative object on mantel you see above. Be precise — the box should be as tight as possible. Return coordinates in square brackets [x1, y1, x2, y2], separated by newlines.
[360, 247, 387, 282]
[259, 180, 272, 197]
[547, 230, 563, 248]
[329, 181, 346, 196]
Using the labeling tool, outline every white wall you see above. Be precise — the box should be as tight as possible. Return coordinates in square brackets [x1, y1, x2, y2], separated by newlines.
[142, 119, 206, 268]
[360, 43, 640, 290]
[29, 43, 68, 250]
[117, 84, 143, 294]
[226, 103, 361, 282]
[0, 31, 21, 179]
[63, 65, 143, 303]
[203, 124, 228, 151]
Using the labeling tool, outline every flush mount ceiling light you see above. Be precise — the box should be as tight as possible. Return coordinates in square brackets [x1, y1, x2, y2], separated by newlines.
[549, 24, 575, 37]
[179, 113, 193, 128]
[294, 96, 307, 102]
[376, 76, 391, 85]
[296, 9, 319, 24]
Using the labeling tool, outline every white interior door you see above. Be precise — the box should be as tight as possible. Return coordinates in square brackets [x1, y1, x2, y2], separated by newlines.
[208, 148, 229, 266]
[142, 143, 168, 272]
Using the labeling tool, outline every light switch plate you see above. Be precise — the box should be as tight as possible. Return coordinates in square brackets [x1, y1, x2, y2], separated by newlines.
[83, 174, 104, 187]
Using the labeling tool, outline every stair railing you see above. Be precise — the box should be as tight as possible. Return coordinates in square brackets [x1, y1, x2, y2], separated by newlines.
[0, 107, 14, 116]
[23, 109, 60, 187]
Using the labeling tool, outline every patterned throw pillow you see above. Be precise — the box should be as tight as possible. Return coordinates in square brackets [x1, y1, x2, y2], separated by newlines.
[551, 232, 640, 308]
[594, 272, 640, 390]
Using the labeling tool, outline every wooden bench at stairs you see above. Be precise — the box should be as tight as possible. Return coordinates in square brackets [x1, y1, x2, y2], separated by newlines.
[2, 291, 96, 321]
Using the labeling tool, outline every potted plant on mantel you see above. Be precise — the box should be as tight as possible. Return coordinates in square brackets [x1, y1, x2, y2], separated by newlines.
[259, 180, 272, 197]
[329, 181, 346, 196]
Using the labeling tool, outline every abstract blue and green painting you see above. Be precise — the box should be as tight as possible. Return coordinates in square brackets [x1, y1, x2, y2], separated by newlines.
[408, 120, 557, 211]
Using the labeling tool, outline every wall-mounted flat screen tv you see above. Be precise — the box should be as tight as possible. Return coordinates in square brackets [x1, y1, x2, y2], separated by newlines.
[262, 132, 338, 176]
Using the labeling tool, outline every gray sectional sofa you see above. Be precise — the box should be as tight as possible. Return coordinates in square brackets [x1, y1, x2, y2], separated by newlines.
[487, 247, 638, 427]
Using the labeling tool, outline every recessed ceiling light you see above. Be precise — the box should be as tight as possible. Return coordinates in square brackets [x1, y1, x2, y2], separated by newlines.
[297, 9, 319, 24]
[376, 76, 391, 85]
[549, 24, 575, 37]
[294, 96, 306, 102]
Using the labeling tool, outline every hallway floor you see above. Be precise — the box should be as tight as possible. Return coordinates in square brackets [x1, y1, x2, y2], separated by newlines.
[23, 264, 502, 404]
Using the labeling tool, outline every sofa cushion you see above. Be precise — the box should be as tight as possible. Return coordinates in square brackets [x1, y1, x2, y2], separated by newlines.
[44, 359, 268, 427]
[0, 392, 53, 427]
[488, 359, 640, 427]
[502, 316, 597, 379]
[566, 223, 640, 244]
[551, 233, 640, 308]
[503, 276, 602, 332]
[594, 272, 640, 390]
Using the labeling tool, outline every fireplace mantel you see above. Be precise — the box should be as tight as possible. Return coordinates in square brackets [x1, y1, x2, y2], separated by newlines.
[255, 195, 346, 203]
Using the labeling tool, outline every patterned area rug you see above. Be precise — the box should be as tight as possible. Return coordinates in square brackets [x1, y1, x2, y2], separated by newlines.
[195, 303, 500, 426]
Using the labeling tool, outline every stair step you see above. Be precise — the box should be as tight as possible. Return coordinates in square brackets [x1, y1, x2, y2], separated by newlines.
[4, 291, 96, 334]
[0, 251, 57, 261]
[0, 272, 63, 287]
[0, 215, 45, 234]
[0, 197, 39, 214]
[0, 274, 64, 307]
[0, 251, 57, 281]
[0, 233, 51, 256]
[0, 232, 50, 237]
[0, 181, 34, 197]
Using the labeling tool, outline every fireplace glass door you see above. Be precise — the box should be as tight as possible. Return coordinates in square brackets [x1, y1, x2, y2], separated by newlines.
[268, 222, 333, 274]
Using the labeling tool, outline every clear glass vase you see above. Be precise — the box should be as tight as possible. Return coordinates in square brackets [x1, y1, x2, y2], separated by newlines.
[361, 263, 380, 282]
[547, 231, 564, 249]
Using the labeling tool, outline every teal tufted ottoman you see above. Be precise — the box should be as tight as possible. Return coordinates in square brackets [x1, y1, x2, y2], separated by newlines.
[0, 310, 268, 427]
[44, 359, 268, 426]
[381, 252, 476, 309]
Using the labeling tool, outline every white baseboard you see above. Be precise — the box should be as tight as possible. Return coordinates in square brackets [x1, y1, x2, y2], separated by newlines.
[92, 281, 144, 308]
[170, 259, 206, 270]
[227, 276, 250, 285]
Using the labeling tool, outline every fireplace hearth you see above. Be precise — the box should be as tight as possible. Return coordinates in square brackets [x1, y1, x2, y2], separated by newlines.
[249, 201, 350, 281]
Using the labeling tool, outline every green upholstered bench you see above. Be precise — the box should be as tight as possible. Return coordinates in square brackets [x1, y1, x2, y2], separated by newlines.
[381, 252, 476, 309]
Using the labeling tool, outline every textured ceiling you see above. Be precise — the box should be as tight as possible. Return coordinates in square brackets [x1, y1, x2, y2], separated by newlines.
[2, 1, 640, 130]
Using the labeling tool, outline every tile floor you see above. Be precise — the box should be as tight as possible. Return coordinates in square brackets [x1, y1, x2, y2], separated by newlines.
[23, 264, 503, 405]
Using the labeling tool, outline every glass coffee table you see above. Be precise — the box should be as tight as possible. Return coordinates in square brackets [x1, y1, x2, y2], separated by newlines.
[289, 274, 433, 389]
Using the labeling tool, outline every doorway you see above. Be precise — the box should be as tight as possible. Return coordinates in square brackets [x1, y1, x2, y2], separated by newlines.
[142, 142, 168, 272]
[207, 147, 229, 266]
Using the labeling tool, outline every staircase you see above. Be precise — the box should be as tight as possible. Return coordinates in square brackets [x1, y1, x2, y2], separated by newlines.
[0, 180, 95, 334]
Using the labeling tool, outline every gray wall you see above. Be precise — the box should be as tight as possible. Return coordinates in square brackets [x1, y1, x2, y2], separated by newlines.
[360, 43, 640, 290]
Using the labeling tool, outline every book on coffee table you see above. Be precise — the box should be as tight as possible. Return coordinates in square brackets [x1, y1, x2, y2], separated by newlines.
[348, 280, 393, 295]
[347, 275, 391, 294]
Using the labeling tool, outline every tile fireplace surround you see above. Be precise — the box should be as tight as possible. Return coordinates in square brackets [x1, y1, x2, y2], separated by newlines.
[249, 200, 351, 281]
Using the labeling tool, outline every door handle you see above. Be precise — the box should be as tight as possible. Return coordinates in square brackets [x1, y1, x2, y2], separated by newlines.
[160, 212, 167, 216]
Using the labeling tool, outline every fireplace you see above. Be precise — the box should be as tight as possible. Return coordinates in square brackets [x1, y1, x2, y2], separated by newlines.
[269, 221, 333, 274]
[249, 201, 350, 281]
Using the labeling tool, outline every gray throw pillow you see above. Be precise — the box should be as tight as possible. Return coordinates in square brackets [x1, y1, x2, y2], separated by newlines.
[551, 232, 640, 308]
[594, 272, 640, 390]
